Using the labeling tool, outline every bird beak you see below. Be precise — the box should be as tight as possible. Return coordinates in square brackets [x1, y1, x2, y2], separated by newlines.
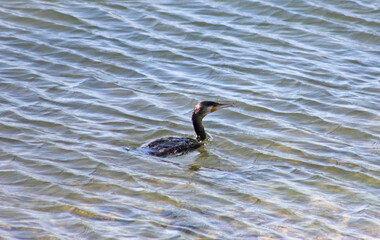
[211, 103, 235, 112]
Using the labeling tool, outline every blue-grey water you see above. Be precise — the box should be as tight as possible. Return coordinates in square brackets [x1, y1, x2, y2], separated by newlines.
[1, 0, 379, 239]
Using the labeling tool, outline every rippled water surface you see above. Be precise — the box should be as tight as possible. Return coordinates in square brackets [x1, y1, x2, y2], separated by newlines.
[1, 0, 380, 239]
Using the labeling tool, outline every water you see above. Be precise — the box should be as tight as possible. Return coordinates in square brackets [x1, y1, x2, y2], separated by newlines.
[1, 0, 379, 239]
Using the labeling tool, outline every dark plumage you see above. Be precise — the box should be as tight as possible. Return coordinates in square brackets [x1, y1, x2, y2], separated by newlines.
[136, 101, 234, 157]
[142, 137, 202, 157]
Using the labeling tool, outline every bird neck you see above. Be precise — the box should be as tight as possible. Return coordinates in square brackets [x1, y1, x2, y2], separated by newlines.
[192, 113, 206, 141]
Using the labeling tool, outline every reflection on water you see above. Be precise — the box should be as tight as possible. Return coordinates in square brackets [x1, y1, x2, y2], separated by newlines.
[0, 0, 379, 239]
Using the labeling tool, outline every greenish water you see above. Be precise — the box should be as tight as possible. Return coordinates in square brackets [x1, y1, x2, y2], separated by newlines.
[0, 0, 379, 239]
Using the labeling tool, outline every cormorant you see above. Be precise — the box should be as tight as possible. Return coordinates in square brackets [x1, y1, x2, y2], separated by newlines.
[134, 101, 233, 157]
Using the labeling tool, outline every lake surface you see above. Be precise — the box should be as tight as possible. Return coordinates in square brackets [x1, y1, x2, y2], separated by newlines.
[1, 0, 379, 239]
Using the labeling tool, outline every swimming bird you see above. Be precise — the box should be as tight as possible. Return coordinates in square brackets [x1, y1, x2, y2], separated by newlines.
[136, 101, 234, 157]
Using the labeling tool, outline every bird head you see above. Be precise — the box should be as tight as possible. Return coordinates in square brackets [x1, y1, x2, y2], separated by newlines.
[193, 101, 234, 118]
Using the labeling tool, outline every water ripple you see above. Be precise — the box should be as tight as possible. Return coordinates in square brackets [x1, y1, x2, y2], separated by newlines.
[0, 0, 379, 239]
